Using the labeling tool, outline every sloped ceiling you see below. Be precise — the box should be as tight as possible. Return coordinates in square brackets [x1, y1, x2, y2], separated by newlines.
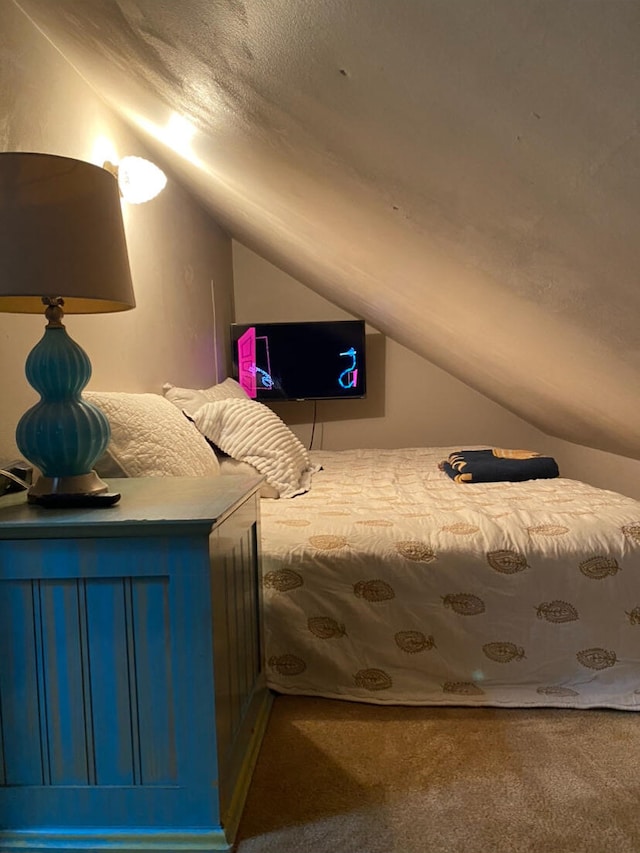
[12, 0, 640, 458]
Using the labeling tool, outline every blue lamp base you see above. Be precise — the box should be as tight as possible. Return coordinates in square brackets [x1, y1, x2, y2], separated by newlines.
[16, 299, 120, 508]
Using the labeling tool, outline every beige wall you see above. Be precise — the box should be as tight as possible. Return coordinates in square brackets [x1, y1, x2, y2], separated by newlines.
[233, 241, 640, 500]
[232, 241, 549, 451]
[543, 438, 640, 502]
[0, 2, 232, 461]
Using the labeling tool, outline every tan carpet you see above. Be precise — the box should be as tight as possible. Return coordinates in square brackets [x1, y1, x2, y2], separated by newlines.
[234, 695, 640, 853]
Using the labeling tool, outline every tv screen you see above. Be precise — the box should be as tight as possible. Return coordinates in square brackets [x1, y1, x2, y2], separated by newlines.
[231, 320, 367, 401]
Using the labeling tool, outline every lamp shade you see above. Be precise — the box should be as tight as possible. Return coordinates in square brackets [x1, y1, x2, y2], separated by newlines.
[0, 152, 135, 313]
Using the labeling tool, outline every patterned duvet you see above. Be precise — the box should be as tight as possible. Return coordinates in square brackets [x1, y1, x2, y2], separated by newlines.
[259, 448, 640, 709]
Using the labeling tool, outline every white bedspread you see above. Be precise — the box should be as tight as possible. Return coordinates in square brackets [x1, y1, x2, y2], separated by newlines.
[259, 448, 640, 709]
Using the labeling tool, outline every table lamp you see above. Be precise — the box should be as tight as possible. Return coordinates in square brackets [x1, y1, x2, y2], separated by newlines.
[0, 152, 136, 507]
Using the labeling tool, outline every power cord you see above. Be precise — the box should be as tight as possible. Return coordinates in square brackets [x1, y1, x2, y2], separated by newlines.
[0, 462, 32, 494]
[0, 469, 29, 488]
[308, 400, 318, 451]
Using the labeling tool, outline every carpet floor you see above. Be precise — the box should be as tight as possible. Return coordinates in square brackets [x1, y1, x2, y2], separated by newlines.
[234, 695, 640, 853]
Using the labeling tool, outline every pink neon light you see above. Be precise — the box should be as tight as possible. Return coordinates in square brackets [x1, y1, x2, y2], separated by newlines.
[237, 327, 257, 397]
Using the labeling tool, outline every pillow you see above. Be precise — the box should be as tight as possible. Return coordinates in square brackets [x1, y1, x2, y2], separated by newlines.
[217, 455, 280, 499]
[163, 377, 248, 416]
[191, 398, 317, 498]
[200, 377, 249, 402]
[162, 383, 209, 416]
[84, 391, 221, 478]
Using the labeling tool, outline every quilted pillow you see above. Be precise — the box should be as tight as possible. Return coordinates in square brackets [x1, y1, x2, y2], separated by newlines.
[84, 391, 220, 478]
[191, 398, 316, 498]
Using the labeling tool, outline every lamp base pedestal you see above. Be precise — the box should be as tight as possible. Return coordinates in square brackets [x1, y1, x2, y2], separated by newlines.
[29, 492, 122, 508]
[27, 471, 121, 508]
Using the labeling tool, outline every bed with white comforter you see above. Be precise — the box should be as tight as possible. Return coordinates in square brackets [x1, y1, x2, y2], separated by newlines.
[259, 447, 640, 710]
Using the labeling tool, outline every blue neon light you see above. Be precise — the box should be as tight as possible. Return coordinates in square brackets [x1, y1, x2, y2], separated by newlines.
[249, 364, 274, 389]
[338, 347, 358, 389]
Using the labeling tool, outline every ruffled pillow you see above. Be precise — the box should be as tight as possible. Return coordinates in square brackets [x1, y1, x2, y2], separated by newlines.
[216, 454, 280, 499]
[192, 398, 317, 498]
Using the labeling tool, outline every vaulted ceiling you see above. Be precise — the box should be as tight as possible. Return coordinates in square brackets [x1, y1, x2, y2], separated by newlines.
[13, 0, 640, 458]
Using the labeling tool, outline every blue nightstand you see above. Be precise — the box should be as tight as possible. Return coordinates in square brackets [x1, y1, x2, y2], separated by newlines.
[0, 476, 272, 852]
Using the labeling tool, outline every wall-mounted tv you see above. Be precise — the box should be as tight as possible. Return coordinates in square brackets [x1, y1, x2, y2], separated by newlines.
[231, 320, 367, 401]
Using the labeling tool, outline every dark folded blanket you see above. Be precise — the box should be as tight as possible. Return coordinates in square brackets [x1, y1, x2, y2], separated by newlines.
[441, 448, 559, 483]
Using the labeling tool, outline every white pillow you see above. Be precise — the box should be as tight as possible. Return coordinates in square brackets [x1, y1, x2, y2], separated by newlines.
[163, 377, 248, 415]
[162, 383, 208, 416]
[217, 455, 280, 499]
[192, 398, 316, 498]
[84, 391, 221, 478]
[200, 377, 249, 402]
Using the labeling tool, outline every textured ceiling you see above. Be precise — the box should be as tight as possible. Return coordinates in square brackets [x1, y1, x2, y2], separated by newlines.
[12, 0, 640, 458]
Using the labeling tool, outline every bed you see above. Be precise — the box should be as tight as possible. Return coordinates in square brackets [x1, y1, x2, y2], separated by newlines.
[84, 387, 640, 712]
[259, 447, 640, 710]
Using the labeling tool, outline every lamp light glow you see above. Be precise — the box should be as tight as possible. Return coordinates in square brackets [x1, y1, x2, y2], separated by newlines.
[104, 156, 167, 204]
[0, 152, 136, 507]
